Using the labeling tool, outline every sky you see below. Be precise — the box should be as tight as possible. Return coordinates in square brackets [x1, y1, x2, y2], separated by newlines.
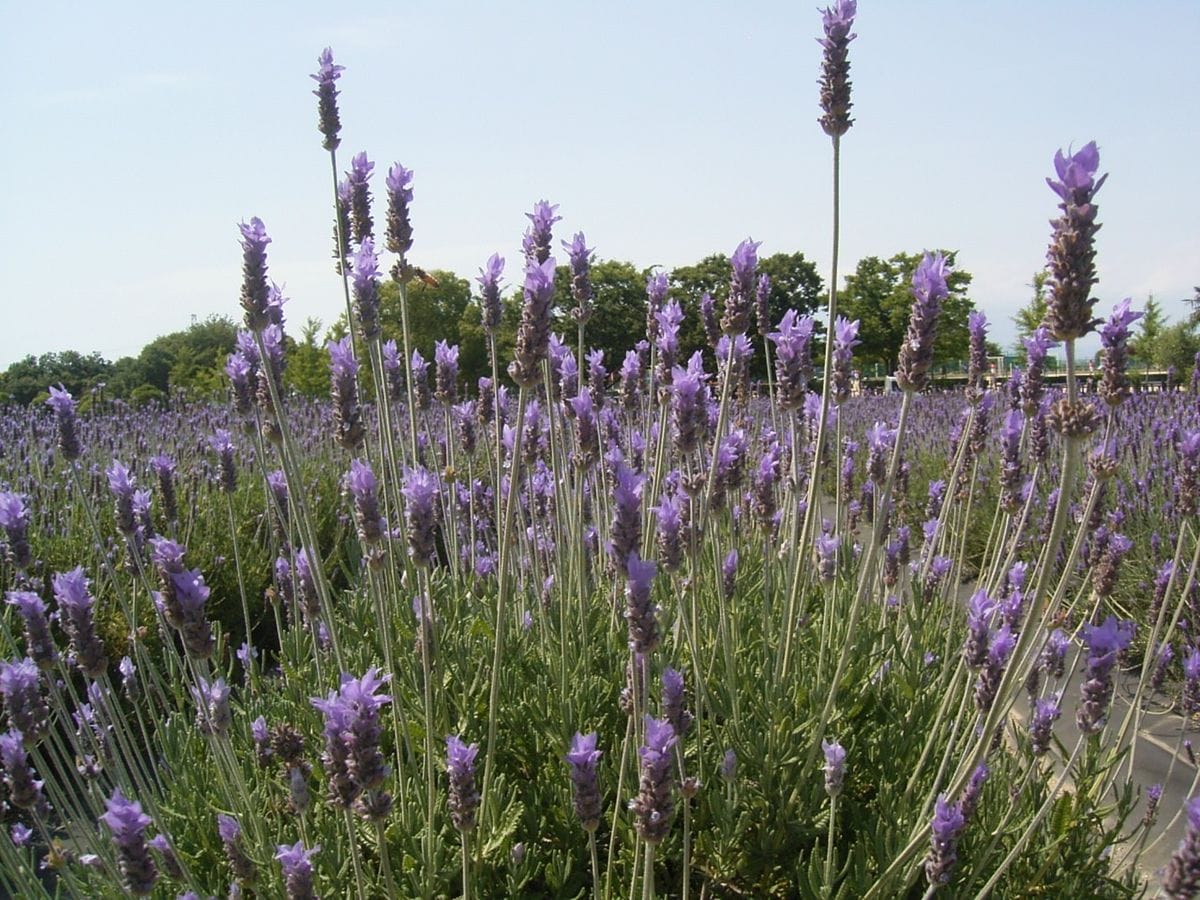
[2, 1, 1198, 370]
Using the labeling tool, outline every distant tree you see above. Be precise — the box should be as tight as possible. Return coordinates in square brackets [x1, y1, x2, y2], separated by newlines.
[1129, 296, 1166, 368]
[1150, 321, 1200, 373]
[0, 351, 112, 405]
[1011, 270, 1050, 362]
[549, 259, 648, 371]
[286, 317, 331, 398]
[838, 251, 975, 374]
[108, 315, 237, 399]
[669, 250, 823, 372]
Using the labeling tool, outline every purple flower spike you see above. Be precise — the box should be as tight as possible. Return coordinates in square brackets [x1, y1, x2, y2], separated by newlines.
[0, 659, 47, 748]
[238, 217, 272, 332]
[925, 794, 966, 887]
[102, 789, 157, 896]
[1098, 297, 1142, 407]
[446, 735, 481, 833]
[276, 841, 320, 900]
[966, 311, 989, 401]
[0, 729, 48, 814]
[896, 252, 951, 392]
[311, 47, 344, 150]
[385, 162, 415, 261]
[312, 670, 393, 818]
[478, 253, 505, 333]
[46, 385, 83, 460]
[52, 567, 109, 677]
[818, 0, 857, 137]
[1077, 616, 1135, 734]
[1045, 142, 1106, 341]
[1029, 692, 1061, 757]
[509, 256, 558, 387]
[769, 309, 816, 410]
[351, 237, 381, 340]
[662, 668, 694, 739]
[822, 739, 846, 797]
[610, 463, 644, 573]
[722, 239, 761, 335]
[346, 459, 386, 545]
[0, 493, 31, 571]
[624, 552, 660, 655]
[402, 466, 439, 567]
[434, 340, 460, 405]
[7, 591, 57, 670]
[523, 200, 561, 265]
[630, 716, 677, 844]
[1163, 797, 1200, 899]
[345, 151, 374, 244]
[565, 732, 603, 832]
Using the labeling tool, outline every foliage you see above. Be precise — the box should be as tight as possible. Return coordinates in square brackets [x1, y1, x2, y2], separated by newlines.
[0, 350, 112, 406]
[838, 251, 976, 372]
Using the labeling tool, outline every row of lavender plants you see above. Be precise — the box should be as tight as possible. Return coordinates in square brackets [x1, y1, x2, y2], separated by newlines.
[3, 3, 1200, 897]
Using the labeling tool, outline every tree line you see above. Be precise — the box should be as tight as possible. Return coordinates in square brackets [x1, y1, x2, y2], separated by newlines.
[2, 249, 1002, 407]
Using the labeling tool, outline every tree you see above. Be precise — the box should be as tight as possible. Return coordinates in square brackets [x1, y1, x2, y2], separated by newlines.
[838, 252, 975, 374]
[0, 351, 112, 406]
[669, 250, 823, 373]
[1129, 296, 1166, 368]
[1149, 321, 1200, 374]
[550, 258, 650, 371]
[1011, 271, 1050, 360]
[286, 317, 331, 398]
[108, 315, 237, 399]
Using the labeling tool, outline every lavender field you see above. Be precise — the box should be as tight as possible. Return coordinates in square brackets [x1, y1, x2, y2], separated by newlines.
[3, 4, 1200, 898]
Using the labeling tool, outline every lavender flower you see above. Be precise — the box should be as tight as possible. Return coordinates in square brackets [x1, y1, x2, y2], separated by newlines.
[45, 385, 82, 461]
[276, 841, 320, 900]
[631, 716, 677, 844]
[6, 592, 57, 670]
[896, 252, 951, 392]
[817, 0, 857, 137]
[380, 340, 405, 402]
[1183, 648, 1200, 716]
[1029, 693, 1061, 757]
[671, 353, 710, 455]
[653, 492, 685, 571]
[411, 349, 432, 410]
[721, 749, 737, 782]
[830, 316, 861, 404]
[149, 454, 178, 524]
[327, 337, 364, 450]
[564, 232, 595, 324]
[478, 253, 505, 333]
[385, 162, 414, 262]
[52, 567, 109, 677]
[446, 735, 480, 833]
[0, 492, 31, 571]
[209, 430, 236, 494]
[769, 309, 816, 410]
[565, 732, 603, 832]
[101, 789, 158, 896]
[966, 311, 988, 402]
[1097, 298, 1142, 406]
[822, 739, 846, 797]
[610, 463, 644, 573]
[0, 657, 48, 748]
[346, 459, 386, 545]
[238, 217, 272, 332]
[351, 237, 381, 341]
[1076, 616, 1135, 734]
[402, 466, 439, 567]
[924, 794, 966, 887]
[722, 548, 739, 597]
[645, 272, 668, 345]
[1176, 430, 1200, 518]
[311, 670, 393, 816]
[0, 729, 48, 814]
[434, 340, 460, 406]
[1044, 142, 1106, 341]
[722, 239, 761, 335]
[1163, 797, 1200, 899]
[509, 256, 557, 388]
[624, 553, 660, 655]
[311, 47, 344, 150]
[662, 667, 694, 739]
[344, 151, 374, 244]
[523, 200, 560, 265]
[107, 460, 137, 535]
[191, 677, 232, 736]
[218, 814, 256, 885]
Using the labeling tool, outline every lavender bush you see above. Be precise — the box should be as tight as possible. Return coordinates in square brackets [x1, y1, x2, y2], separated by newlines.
[2, 11, 1199, 899]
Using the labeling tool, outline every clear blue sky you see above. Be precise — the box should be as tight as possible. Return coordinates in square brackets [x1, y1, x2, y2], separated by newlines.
[2, 1, 1197, 369]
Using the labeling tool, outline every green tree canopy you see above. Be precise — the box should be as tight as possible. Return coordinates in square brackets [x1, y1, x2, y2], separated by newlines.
[0, 350, 112, 406]
[838, 252, 976, 374]
[1129, 296, 1166, 367]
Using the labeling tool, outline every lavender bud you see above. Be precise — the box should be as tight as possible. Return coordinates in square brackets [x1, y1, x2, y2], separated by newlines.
[565, 732, 603, 832]
[310, 47, 344, 150]
[630, 716, 676, 845]
[101, 789, 158, 896]
[817, 0, 857, 137]
[446, 735, 480, 833]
